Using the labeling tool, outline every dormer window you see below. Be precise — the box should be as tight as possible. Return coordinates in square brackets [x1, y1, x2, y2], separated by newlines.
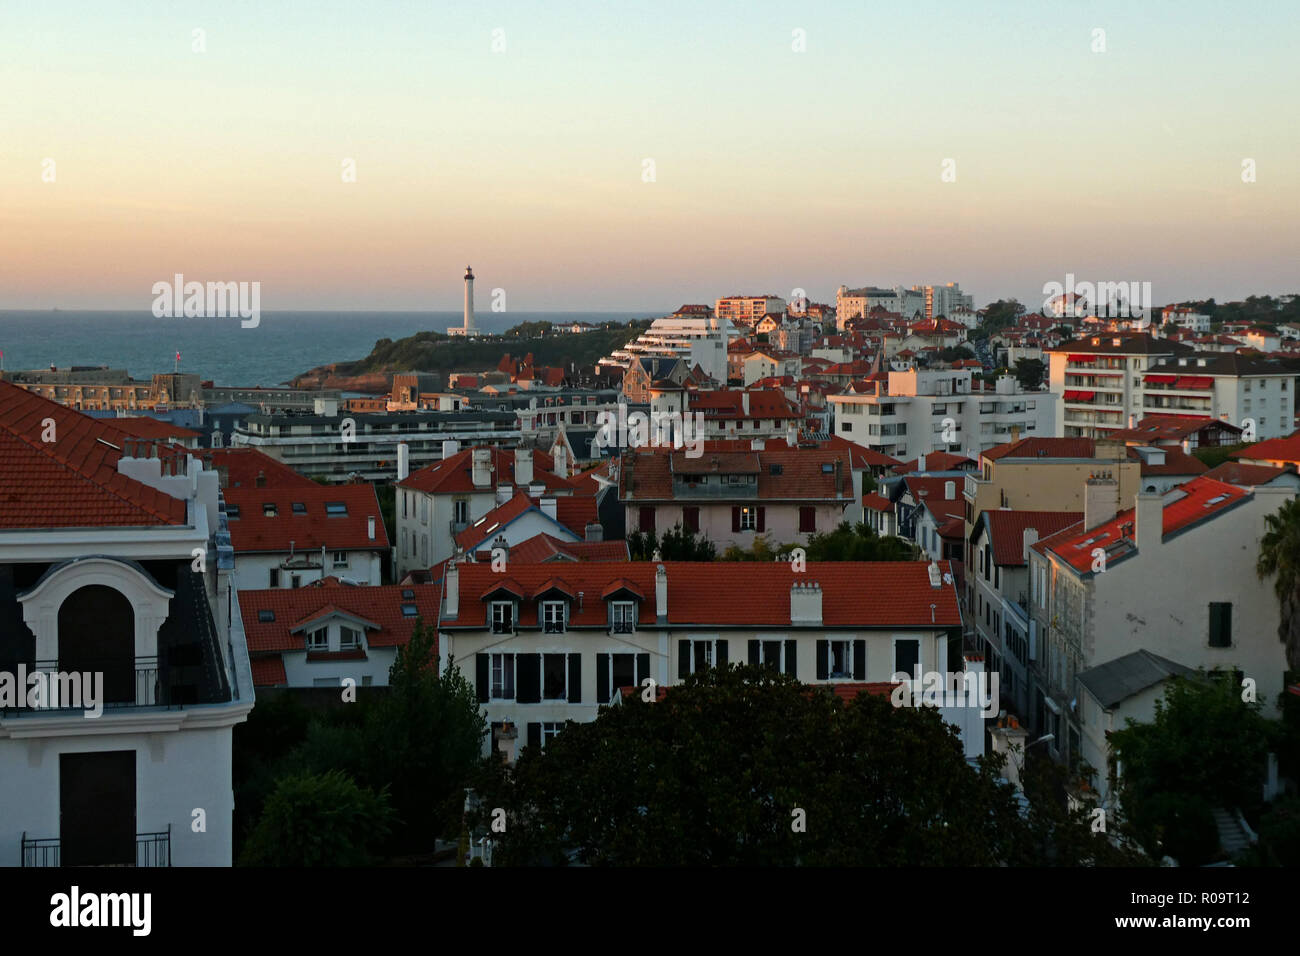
[339, 626, 361, 650]
[612, 601, 636, 633]
[542, 601, 567, 633]
[491, 601, 514, 634]
[307, 627, 327, 651]
[263, 503, 278, 517]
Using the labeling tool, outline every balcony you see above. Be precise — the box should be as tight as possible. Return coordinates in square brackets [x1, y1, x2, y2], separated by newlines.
[0, 652, 222, 714]
[21, 826, 171, 867]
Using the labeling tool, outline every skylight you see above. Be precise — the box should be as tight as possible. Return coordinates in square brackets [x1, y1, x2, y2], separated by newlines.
[292, 502, 307, 514]
[257, 609, 275, 622]
[325, 502, 348, 516]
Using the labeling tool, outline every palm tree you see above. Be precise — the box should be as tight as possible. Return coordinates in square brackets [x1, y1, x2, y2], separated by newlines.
[1256, 497, 1300, 671]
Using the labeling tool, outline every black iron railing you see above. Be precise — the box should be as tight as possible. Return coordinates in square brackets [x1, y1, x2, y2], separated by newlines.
[14, 658, 161, 710]
[20, 825, 171, 867]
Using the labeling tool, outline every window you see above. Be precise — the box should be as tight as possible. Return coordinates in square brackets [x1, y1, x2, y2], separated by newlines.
[740, 506, 758, 531]
[339, 626, 360, 650]
[828, 639, 853, 679]
[226, 504, 241, 520]
[639, 506, 656, 533]
[307, 627, 327, 650]
[291, 575, 301, 589]
[401, 604, 418, 617]
[292, 502, 307, 515]
[683, 506, 700, 533]
[610, 653, 636, 691]
[542, 601, 566, 633]
[894, 639, 920, 678]
[612, 602, 636, 633]
[799, 506, 816, 533]
[1209, 602, 1232, 647]
[543, 654, 567, 699]
[491, 602, 514, 634]
[262, 502, 277, 517]
[491, 653, 515, 700]
[454, 499, 469, 524]
[325, 501, 348, 517]
[333, 551, 349, 567]
[269, 569, 280, 588]
[541, 722, 563, 747]
[257, 609, 275, 623]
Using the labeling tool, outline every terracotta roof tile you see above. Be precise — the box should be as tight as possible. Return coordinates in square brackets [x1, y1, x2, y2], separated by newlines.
[239, 579, 440, 653]
[223, 484, 389, 553]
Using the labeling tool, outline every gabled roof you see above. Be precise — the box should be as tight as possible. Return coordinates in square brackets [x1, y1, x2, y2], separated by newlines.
[441, 561, 961, 630]
[983, 437, 1103, 461]
[619, 446, 854, 501]
[398, 446, 577, 495]
[194, 446, 318, 489]
[106, 417, 202, 441]
[891, 452, 977, 474]
[1202, 461, 1295, 486]
[974, 510, 1084, 567]
[0, 380, 188, 530]
[503, 533, 629, 564]
[223, 484, 388, 553]
[1106, 415, 1243, 443]
[239, 579, 440, 653]
[1235, 431, 1300, 465]
[1076, 650, 1196, 709]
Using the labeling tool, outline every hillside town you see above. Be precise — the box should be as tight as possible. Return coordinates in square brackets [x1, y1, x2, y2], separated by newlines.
[3, 279, 1300, 870]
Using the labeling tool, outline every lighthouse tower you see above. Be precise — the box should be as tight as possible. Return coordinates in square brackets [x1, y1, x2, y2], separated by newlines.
[463, 266, 478, 336]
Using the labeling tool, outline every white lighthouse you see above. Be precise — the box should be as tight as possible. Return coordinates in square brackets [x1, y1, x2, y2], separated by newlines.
[448, 265, 481, 337]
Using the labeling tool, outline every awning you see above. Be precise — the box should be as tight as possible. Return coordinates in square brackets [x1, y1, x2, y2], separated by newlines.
[1144, 374, 1176, 384]
[1064, 390, 1095, 401]
[1175, 376, 1214, 389]
[1067, 354, 1096, 363]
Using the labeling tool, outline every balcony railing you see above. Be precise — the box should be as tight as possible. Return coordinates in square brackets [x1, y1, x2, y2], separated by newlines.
[21, 825, 171, 867]
[1, 657, 161, 713]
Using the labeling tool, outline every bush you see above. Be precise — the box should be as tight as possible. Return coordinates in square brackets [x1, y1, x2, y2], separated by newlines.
[239, 770, 394, 866]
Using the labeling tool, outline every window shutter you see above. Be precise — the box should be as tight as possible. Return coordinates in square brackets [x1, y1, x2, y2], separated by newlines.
[748, 640, 760, 665]
[678, 639, 691, 679]
[636, 653, 650, 686]
[568, 653, 582, 703]
[785, 639, 797, 678]
[732, 507, 741, 532]
[527, 722, 542, 751]
[853, 640, 866, 680]
[716, 639, 728, 666]
[799, 506, 815, 533]
[757, 506, 766, 532]
[596, 653, 610, 704]
[816, 640, 829, 680]
[517, 653, 542, 703]
[475, 654, 489, 703]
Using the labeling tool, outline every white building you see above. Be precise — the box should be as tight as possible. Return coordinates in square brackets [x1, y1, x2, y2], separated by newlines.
[829, 369, 1057, 460]
[599, 312, 738, 385]
[836, 285, 925, 327]
[1141, 353, 1294, 440]
[0, 381, 254, 867]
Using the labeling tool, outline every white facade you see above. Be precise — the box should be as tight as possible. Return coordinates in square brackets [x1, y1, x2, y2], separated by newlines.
[600, 313, 738, 384]
[231, 547, 383, 593]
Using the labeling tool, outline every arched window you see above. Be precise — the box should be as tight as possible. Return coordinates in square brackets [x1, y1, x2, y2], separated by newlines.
[59, 585, 136, 704]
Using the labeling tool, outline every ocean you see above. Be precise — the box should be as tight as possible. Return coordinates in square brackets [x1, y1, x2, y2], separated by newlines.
[0, 310, 657, 387]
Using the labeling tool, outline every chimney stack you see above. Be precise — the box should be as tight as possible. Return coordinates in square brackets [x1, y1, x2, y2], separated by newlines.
[1022, 527, 1039, 563]
[553, 443, 569, 479]
[540, 497, 557, 521]
[442, 439, 460, 460]
[1083, 474, 1119, 530]
[397, 442, 410, 481]
[655, 564, 668, 623]
[1135, 490, 1163, 552]
[585, 521, 604, 542]
[944, 480, 955, 500]
[444, 560, 459, 619]
[514, 447, 534, 487]
[918, 453, 927, 473]
[471, 447, 492, 488]
[790, 581, 823, 624]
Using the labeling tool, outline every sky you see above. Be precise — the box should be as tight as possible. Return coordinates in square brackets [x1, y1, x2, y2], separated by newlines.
[1, 0, 1297, 313]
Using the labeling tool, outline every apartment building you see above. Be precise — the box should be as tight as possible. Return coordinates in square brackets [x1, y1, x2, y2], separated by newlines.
[648, 385, 804, 443]
[0, 381, 254, 866]
[829, 369, 1056, 460]
[911, 283, 975, 321]
[835, 286, 926, 327]
[715, 295, 786, 329]
[435, 559, 971, 756]
[223, 484, 389, 593]
[1, 368, 205, 412]
[742, 349, 803, 386]
[1047, 333, 1192, 438]
[231, 399, 520, 482]
[1025, 476, 1295, 782]
[1141, 353, 1294, 439]
[599, 311, 738, 385]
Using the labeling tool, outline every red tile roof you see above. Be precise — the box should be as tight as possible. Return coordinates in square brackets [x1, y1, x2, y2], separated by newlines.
[250, 656, 287, 687]
[978, 510, 1083, 567]
[1106, 415, 1241, 443]
[1235, 432, 1300, 465]
[862, 492, 893, 512]
[106, 417, 202, 441]
[195, 447, 317, 489]
[0, 380, 188, 529]
[891, 452, 977, 474]
[239, 578, 441, 653]
[1034, 477, 1248, 574]
[620, 446, 854, 501]
[1202, 461, 1295, 486]
[687, 388, 800, 420]
[983, 437, 1102, 461]
[441, 561, 961, 629]
[398, 446, 577, 495]
[1133, 447, 1207, 477]
[499, 533, 629, 563]
[223, 484, 389, 553]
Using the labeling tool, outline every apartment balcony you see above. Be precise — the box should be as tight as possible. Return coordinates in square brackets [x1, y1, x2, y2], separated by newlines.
[21, 826, 171, 867]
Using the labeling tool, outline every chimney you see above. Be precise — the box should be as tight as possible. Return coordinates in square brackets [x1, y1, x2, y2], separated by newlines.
[786, 424, 798, 446]
[742, 392, 750, 416]
[1135, 490, 1163, 552]
[540, 497, 557, 521]
[1010, 425, 1020, 444]
[514, 447, 534, 487]
[655, 564, 668, 623]
[918, 453, 927, 473]
[367, 516, 376, 541]
[944, 480, 955, 500]
[442, 439, 460, 460]
[790, 581, 823, 624]
[751, 437, 765, 451]
[471, 448, 492, 488]
[1022, 527, 1039, 562]
[585, 521, 604, 542]
[496, 483, 513, 505]
[553, 443, 569, 479]
[397, 442, 410, 481]
[1083, 474, 1119, 530]
[255, 470, 266, 488]
[444, 560, 459, 619]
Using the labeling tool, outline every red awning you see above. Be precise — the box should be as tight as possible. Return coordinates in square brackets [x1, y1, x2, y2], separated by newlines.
[1144, 374, 1176, 384]
[1067, 354, 1096, 363]
[1063, 390, 1096, 401]
[1174, 376, 1214, 389]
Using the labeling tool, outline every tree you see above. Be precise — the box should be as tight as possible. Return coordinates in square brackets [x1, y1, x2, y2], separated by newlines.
[1109, 674, 1276, 864]
[1257, 496, 1300, 672]
[475, 665, 1108, 865]
[360, 622, 488, 851]
[1013, 358, 1045, 389]
[980, 299, 1026, 336]
[627, 522, 717, 560]
[239, 770, 394, 866]
[803, 521, 918, 561]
